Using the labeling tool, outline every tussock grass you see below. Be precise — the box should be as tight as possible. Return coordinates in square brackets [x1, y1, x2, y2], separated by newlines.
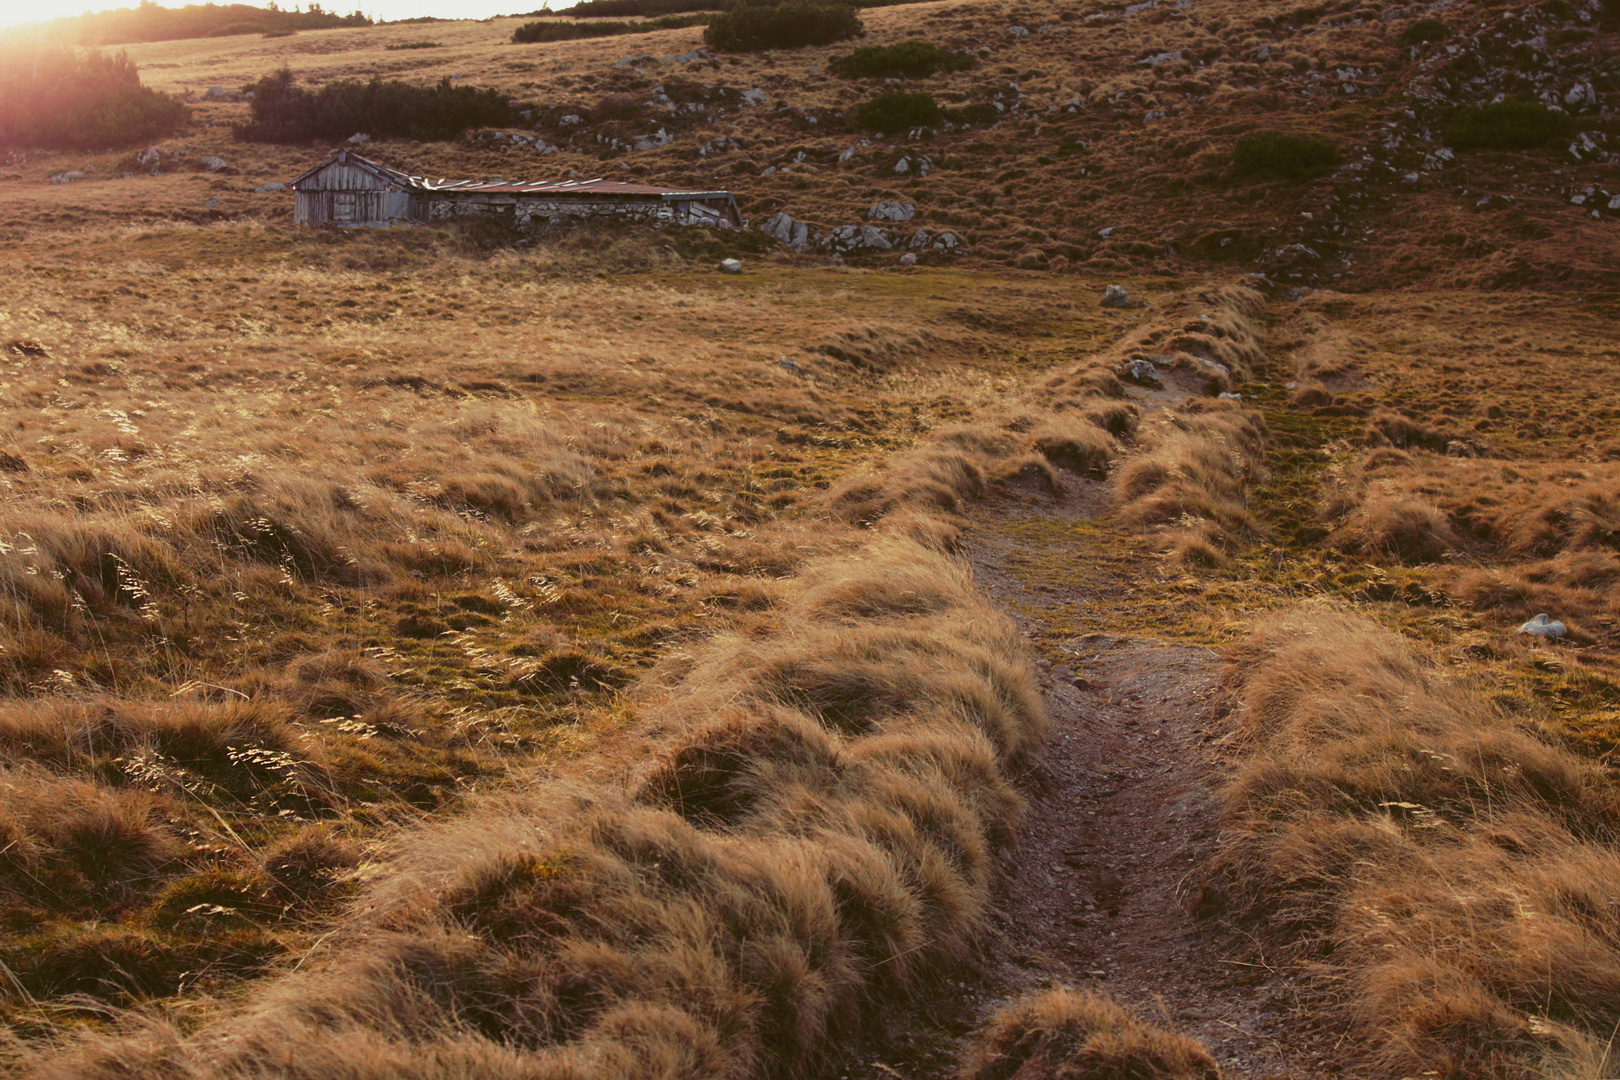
[1205, 608, 1620, 1080]
[961, 986, 1220, 1080]
[32, 534, 1048, 1078]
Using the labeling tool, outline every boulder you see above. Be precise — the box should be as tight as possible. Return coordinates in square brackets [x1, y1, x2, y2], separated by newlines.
[820, 224, 893, 255]
[1101, 284, 1131, 308]
[135, 147, 162, 168]
[740, 88, 768, 106]
[1517, 613, 1567, 639]
[200, 156, 228, 172]
[868, 200, 915, 222]
[1007, 24, 1031, 36]
[348, 132, 371, 145]
[1121, 357, 1161, 385]
[699, 136, 738, 156]
[761, 211, 811, 250]
[48, 170, 85, 185]
[719, 258, 743, 274]
[898, 252, 918, 266]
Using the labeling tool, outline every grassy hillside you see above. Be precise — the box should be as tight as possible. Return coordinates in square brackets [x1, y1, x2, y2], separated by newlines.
[1, 1, 1619, 1077]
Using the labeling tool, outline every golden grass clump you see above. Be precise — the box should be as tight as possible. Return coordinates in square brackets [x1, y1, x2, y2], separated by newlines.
[1113, 399, 1268, 543]
[959, 986, 1221, 1080]
[30, 533, 1046, 1079]
[1205, 607, 1620, 1080]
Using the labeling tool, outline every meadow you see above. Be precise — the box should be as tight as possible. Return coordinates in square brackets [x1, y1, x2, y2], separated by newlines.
[2, 0, 1620, 1076]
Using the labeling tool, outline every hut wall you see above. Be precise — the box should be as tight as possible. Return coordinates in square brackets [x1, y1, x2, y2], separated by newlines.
[423, 193, 679, 229]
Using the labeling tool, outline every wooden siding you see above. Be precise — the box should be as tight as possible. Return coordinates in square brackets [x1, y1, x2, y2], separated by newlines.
[295, 160, 404, 193]
[294, 190, 413, 227]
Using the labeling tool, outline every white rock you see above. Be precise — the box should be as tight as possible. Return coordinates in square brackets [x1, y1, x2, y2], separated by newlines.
[560, 114, 583, 126]
[1517, 613, 1567, 639]
[135, 147, 162, 168]
[1121, 357, 1160, 383]
[898, 252, 918, 266]
[48, 171, 83, 185]
[761, 211, 810, 250]
[1101, 284, 1131, 308]
[868, 200, 915, 222]
[1007, 25, 1030, 37]
[348, 132, 371, 144]
[200, 156, 228, 172]
[1139, 50, 1182, 66]
[719, 258, 743, 274]
[740, 88, 768, 106]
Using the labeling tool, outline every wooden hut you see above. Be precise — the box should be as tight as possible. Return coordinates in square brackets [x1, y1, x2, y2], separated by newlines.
[288, 150, 741, 230]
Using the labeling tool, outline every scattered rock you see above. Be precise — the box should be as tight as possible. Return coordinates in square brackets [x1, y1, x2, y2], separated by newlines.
[255, 182, 287, 193]
[898, 252, 918, 266]
[347, 132, 371, 145]
[1007, 25, 1031, 37]
[778, 357, 799, 372]
[868, 200, 915, 222]
[699, 136, 738, 156]
[1121, 357, 1161, 385]
[48, 170, 84, 185]
[199, 156, 228, 172]
[135, 147, 162, 169]
[1101, 284, 1132, 308]
[740, 88, 768, 107]
[719, 257, 743, 274]
[560, 114, 584, 126]
[819, 224, 894, 255]
[1138, 50, 1183, 66]
[761, 211, 811, 250]
[1517, 613, 1567, 639]
[204, 196, 223, 207]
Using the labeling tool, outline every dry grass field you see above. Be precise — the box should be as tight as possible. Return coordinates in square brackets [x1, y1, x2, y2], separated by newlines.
[2, 0, 1620, 1076]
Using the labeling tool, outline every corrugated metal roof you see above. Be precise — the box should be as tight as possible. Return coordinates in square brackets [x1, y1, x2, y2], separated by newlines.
[291, 150, 731, 201]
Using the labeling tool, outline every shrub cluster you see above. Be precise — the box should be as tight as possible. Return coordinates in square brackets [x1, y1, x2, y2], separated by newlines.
[565, 0, 725, 15]
[1229, 130, 1341, 181]
[382, 40, 442, 50]
[703, 1, 862, 52]
[55, 2, 369, 45]
[512, 13, 708, 43]
[828, 40, 973, 78]
[0, 48, 185, 150]
[855, 88, 941, 131]
[232, 68, 512, 144]
[1398, 16, 1449, 45]
[1443, 98, 1576, 151]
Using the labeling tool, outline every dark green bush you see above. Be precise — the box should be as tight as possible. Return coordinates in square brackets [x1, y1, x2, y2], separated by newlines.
[856, 89, 942, 132]
[384, 40, 442, 50]
[704, 2, 862, 52]
[566, 0, 724, 15]
[1443, 99, 1577, 151]
[1229, 130, 1341, 182]
[0, 48, 186, 150]
[829, 40, 973, 78]
[233, 68, 512, 144]
[512, 14, 708, 42]
[1399, 17, 1449, 46]
[46, 3, 369, 46]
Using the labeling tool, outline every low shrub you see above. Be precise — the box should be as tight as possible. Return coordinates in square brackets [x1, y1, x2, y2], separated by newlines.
[568, 0, 724, 15]
[703, 2, 862, 52]
[512, 13, 708, 42]
[1398, 17, 1449, 45]
[828, 40, 973, 78]
[1229, 130, 1341, 182]
[233, 67, 512, 143]
[855, 88, 942, 132]
[1443, 99, 1576, 151]
[0, 47, 186, 150]
[383, 39, 441, 49]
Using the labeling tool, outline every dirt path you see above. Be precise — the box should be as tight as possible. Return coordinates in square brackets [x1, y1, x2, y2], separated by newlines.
[960, 479, 1331, 1080]
[829, 478, 1333, 1080]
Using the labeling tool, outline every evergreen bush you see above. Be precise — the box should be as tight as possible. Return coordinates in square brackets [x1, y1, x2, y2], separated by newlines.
[0, 48, 186, 150]
[829, 40, 973, 78]
[703, 2, 862, 52]
[232, 69, 512, 144]
[1443, 99, 1576, 151]
[856, 89, 942, 131]
[1229, 130, 1340, 182]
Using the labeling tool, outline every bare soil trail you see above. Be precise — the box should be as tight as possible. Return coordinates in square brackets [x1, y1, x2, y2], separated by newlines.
[960, 479, 1332, 1080]
[829, 477, 1334, 1080]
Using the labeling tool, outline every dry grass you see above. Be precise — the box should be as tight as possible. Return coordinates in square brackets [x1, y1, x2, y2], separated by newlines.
[1204, 608, 1620, 1080]
[26, 532, 1047, 1079]
[960, 986, 1221, 1080]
